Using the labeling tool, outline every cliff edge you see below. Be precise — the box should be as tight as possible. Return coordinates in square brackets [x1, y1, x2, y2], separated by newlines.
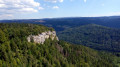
[27, 31, 59, 44]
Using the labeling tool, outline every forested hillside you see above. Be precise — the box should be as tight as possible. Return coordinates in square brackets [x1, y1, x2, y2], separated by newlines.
[1, 16, 120, 31]
[58, 24, 120, 52]
[0, 23, 119, 67]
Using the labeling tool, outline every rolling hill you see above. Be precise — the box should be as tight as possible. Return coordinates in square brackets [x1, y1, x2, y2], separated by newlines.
[58, 24, 120, 52]
[1, 16, 120, 32]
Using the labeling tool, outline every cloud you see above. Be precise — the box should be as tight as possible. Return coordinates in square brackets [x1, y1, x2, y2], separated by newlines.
[44, 0, 57, 3]
[44, 0, 63, 3]
[20, 8, 38, 12]
[53, 6, 59, 9]
[59, 0, 63, 2]
[88, 12, 120, 17]
[111, 12, 120, 15]
[39, 7, 44, 10]
[0, 0, 43, 19]
[84, 0, 87, 3]
[0, 14, 14, 19]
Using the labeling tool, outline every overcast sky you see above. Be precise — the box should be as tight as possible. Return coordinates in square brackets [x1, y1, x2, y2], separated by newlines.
[0, 0, 120, 19]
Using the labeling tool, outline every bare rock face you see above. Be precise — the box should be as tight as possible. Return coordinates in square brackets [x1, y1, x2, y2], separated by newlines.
[27, 31, 59, 44]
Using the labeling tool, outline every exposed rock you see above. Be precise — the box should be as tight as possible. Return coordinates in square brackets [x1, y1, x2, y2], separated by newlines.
[27, 31, 59, 44]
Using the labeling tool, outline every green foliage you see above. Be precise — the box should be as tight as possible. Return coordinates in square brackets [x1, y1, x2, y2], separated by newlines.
[59, 41, 120, 67]
[58, 24, 120, 52]
[0, 29, 6, 43]
[0, 23, 119, 67]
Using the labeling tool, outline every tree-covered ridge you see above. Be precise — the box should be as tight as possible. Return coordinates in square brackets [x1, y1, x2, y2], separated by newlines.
[1, 16, 120, 32]
[0, 23, 54, 36]
[58, 24, 120, 52]
[59, 41, 120, 67]
[0, 23, 119, 67]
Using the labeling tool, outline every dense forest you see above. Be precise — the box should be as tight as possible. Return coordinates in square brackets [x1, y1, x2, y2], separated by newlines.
[58, 24, 120, 52]
[0, 23, 119, 67]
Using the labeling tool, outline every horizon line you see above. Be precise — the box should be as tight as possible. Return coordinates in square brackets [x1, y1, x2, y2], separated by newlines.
[0, 15, 120, 21]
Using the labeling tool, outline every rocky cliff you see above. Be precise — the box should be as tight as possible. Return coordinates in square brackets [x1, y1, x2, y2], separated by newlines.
[27, 31, 59, 44]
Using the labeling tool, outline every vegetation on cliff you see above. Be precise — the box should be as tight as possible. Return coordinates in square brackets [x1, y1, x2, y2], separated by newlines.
[0, 23, 119, 67]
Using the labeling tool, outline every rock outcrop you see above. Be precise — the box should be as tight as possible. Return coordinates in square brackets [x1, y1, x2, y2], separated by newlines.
[27, 31, 59, 44]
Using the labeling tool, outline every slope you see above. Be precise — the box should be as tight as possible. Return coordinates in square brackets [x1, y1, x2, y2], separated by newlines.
[0, 23, 119, 67]
[58, 24, 120, 52]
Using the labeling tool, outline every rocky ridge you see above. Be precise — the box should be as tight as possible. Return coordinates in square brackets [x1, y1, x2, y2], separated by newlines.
[27, 31, 59, 44]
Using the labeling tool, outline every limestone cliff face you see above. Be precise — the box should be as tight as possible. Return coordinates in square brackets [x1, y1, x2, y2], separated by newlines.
[27, 31, 59, 44]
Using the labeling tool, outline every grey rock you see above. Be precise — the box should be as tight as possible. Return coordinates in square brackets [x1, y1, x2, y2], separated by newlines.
[27, 31, 59, 44]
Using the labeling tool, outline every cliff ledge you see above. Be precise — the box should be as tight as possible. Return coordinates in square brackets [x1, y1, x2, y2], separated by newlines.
[27, 31, 59, 44]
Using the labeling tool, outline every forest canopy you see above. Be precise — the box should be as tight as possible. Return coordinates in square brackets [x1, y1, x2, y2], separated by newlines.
[0, 23, 119, 67]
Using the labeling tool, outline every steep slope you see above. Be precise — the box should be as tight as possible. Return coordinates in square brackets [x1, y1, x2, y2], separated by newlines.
[58, 24, 120, 52]
[0, 23, 119, 67]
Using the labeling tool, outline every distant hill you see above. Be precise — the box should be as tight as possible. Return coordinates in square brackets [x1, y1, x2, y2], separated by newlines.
[1, 16, 120, 31]
[58, 24, 120, 52]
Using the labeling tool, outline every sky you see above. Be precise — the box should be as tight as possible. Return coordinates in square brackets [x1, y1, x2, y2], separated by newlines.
[0, 0, 120, 19]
